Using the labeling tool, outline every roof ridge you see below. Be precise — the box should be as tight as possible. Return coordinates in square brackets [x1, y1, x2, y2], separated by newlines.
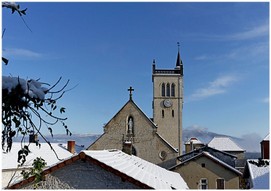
[208, 136, 245, 151]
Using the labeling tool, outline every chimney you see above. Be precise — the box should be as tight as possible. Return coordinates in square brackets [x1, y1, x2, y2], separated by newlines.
[261, 139, 270, 159]
[122, 141, 132, 155]
[29, 134, 38, 143]
[67, 140, 75, 154]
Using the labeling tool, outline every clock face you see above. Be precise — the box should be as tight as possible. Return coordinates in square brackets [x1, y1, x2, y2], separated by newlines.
[163, 99, 172, 108]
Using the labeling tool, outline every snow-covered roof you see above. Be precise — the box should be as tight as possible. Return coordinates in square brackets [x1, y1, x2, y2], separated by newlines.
[202, 152, 242, 175]
[2, 142, 73, 170]
[185, 137, 204, 145]
[247, 159, 270, 189]
[208, 137, 244, 152]
[82, 150, 188, 189]
[173, 151, 242, 176]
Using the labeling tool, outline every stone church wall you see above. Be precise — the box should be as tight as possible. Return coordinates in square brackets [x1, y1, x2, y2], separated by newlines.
[153, 75, 183, 152]
[88, 101, 178, 164]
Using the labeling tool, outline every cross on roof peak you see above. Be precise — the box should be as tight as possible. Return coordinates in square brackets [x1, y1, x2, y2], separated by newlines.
[128, 86, 134, 100]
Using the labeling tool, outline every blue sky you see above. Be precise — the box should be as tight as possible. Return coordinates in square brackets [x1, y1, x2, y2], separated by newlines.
[2, 2, 269, 139]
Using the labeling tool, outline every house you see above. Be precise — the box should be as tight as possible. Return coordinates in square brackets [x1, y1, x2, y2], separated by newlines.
[8, 150, 189, 189]
[208, 136, 246, 173]
[208, 136, 245, 159]
[177, 145, 238, 167]
[2, 141, 74, 188]
[261, 134, 269, 159]
[243, 134, 270, 189]
[170, 146, 242, 189]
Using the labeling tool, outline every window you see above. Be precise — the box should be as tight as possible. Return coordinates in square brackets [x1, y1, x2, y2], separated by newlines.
[200, 179, 208, 189]
[216, 178, 225, 189]
[162, 110, 164, 118]
[127, 116, 134, 135]
[166, 83, 170, 97]
[161, 83, 165, 97]
[171, 83, 175, 97]
[172, 110, 174, 117]
[201, 163, 205, 168]
[159, 151, 167, 160]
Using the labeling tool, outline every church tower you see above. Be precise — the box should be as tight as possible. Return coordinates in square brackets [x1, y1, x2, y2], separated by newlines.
[152, 45, 184, 154]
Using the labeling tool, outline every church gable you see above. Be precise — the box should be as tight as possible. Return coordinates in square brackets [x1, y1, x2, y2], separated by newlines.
[88, 99, 157, 151]
[106, 100, 156, 134]
[87, 99, 178, 164]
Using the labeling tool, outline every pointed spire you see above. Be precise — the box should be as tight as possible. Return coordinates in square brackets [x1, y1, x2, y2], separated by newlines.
[175, 42, 183, 76]
[176, 51, 182, 67]
[176, 42, 182, 67]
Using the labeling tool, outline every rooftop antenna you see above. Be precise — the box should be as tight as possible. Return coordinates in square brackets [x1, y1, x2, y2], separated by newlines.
[177, 42, 180, 51]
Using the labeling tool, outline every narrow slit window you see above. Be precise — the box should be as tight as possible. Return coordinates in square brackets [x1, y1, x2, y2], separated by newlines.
[161, 83, 165, 97]
[166, 83, 170, 97]
[171, 83, 175, 97]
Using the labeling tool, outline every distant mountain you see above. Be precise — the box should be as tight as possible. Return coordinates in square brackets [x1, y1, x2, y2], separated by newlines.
[12, 134, 101, 149]
[183, 127, 227, 144]
[182, 127, 242, 145]
[44, 134, 101, 147]
[11, 127, 262, 153]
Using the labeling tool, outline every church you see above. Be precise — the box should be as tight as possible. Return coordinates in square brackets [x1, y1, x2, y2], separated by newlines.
[88, 47, 184, 165]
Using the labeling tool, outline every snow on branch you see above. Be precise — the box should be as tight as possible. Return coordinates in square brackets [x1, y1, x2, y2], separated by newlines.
[2, 76, 72, 164]
[2, 76, 48, 100]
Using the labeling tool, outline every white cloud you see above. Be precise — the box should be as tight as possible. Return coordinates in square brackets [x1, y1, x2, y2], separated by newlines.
[238, 133, 263, 152]
[194, 55, 208, 61]
[185, 124, 208, 133]
[188, 21, 269, 42]
[227, 22, 269, 41]
[226, 42, 268, 60]
[189, 75, 238, 101]
[261, 97, 269, 104]
[194, 42, 268, 63]
[3, 48, 42, 58]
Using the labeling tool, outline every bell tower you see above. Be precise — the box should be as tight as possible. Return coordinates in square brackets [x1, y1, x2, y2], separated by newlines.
[152, 44, 184, 154]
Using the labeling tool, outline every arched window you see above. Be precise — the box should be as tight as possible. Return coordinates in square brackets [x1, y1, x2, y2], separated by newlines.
[161, 83, 165, 97]
[171, 83, 175, 97]
[166, 83, 170, 97]
[159, 151, 167, 161]
[127, 116, 134, 135]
